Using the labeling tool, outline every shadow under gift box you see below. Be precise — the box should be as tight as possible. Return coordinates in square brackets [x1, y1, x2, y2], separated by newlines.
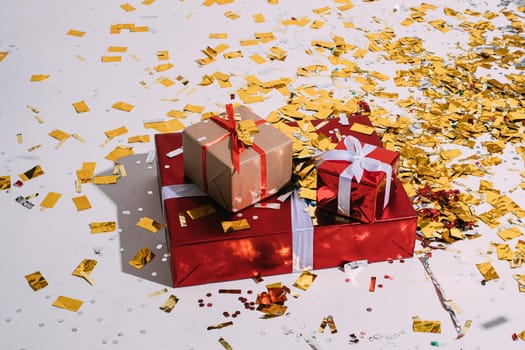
[182, 105, 292, 213]
[155, 125, 417, 288]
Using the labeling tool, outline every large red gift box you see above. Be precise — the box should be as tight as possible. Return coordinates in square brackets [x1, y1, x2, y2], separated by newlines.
[155, 116, 416, 287]
[316, 134, 400, 223]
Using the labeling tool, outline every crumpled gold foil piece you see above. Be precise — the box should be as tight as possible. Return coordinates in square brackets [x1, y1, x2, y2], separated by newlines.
[292, 271, 317, 291]
[24, 271, 48, 291]
[221, 219, 250, 233]
[129, 247, 155, 269]
[476, 262, 499, 281]
[412, 318, 442, 333]
[159, 295, 179, 313]
[186, 204, 216, 220]
[72, 259, 97, 285]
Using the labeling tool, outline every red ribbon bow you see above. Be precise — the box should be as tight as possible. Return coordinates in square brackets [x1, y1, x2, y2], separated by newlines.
[209, 103, 244, 173]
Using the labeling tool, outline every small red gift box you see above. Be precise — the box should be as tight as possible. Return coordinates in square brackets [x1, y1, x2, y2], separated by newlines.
[316, 127, 399, 223]
[155, 119, 416, 287]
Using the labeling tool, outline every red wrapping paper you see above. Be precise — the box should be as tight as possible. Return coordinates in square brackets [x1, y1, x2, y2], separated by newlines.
[317, 136, 399, 223]
[155, 118, 416, 287]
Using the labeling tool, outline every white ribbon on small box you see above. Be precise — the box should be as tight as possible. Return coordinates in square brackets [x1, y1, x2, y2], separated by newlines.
[317, 135, 393, 217]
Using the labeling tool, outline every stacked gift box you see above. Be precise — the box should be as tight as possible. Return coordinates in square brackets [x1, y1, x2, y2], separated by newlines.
[155, 104, 416, 287]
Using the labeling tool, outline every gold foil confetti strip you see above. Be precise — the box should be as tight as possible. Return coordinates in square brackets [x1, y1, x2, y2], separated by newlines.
[128, 135, 150, 143]
[157, 50, 169, 60]
[34, 115, 45, 123]
[52, 296, 84, 312]
[72, 195, 92, 211]
[257, 303, 287, 317]
[0, 51, 8, 61]
[149, 288, 168, 298]
[318, 317, 328, 333]
[129, 247, 155, 269]
[218, 337, 233, 350]
[350, 123, 375, 135]
[159, 295, 179, 313]
[72, 259, 97, 285]
[90, 221, 116, 234]
[101, 56, 122, 62]
[28, 144, 42, 152]
[40, 192, 62, 209]
[0, 176, 11, 190]
[30, 74, 50, 82]
[77, 162, 96, 184]
[67, 29, 85, 37]
[72, 100, 90, 113]
[112, 101, 134, 112]
[292, 271, 317, 291]
[105, 146, 134, 162]
[120, 3, 135, 12]
[26, 104, 39, 113]
[476, 262, 499, 281]
[498, 227, 523, 241]
[511, 251, 523, 269]
[19, 165, 44, 181]
[24, 271, 48, 291]
[221, 219, 250, 233]
[412, 318, 442, 333]
[207, 321, 233, 330]
[72, 133, 85, 143]
[186, 204, 216, 220]
[136, 217, 163, 233]
[16, 133, 23, 144]
[327, 315, 338, 334]
[93, 175, 119, 184]
[107, 46, 127, 53]
[113, 164, 127, 177]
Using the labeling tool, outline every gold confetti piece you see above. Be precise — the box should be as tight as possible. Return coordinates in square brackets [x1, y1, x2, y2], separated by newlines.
[183, 104, 205, 113]
[176, 75, 189, 85]
[209, 33, 228, 39]
[93, 175, 120, 185]
[498, 227, 523, 241]
[157, 77, 175, 87]
[221, 219, 250, 233]
[72, 195, 92, 211]
[154, 63, 174, 72]
[16, 133, 23, 144]
[224, 11, 239, 20]
[177, 212, 187, 227]
[142, 0, 155, 4]
[52, 296, 83, 312]
[476, 262, 499, 281]
[25, 271, 48, 291]
[25, 143, 42, 151]
[72, 100, 90, 113]
[120, 3, 135, 12]
[218, 337, 233, 350]
[207, 321, 233, 330]
[76, 162, 96, 184]
[76, 54, 85, 61]
[72, 259, 97, 285]
[113, 163, 127, 177]
[105, 146, 134, 162]
[224, 51, 243, 59]
[129, 247, 155, 269]
[186, 204, 216, 220]
[157, 50, 169, 60]
[90, 221, 116, 234]
[30, 74, 50, 82]
[0, 51, 8, 61]
[0, 176, 11, 190]
[412, 319, 442, 333]
[250, 54, 267, 64]
[105, 126, 128, 139]
[350, 122, 375, 135]
[136, 217, 163, 233]
[253, 13, 265, 23]
[40, 192, 61, 209]
[19, 165, 44, 181]
[67, 29, 86, 37]
[159, 295, 179, 313]
[293, 271, 317, 291]
[107, 46, 127, 53]
[149, 288, 168, 298]
[101, 56, 122, 62]
[128, 135, 150, 143]
[34, 115, 45, 123]
[495, 244, 513, 261]
[310, 20, 324, 29]
[49, 129, 71, 141]
[268, 46, 287, 61]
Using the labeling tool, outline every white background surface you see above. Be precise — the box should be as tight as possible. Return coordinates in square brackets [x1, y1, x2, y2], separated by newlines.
[1, 0, 525, 349]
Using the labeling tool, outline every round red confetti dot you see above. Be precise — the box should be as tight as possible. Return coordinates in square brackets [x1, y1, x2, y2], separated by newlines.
[378, 284, 383, 288]
[384, 275, 393, 280]
[366, 307, 372, 312]
[223, 312, 230, 317]
[250, 307, 255, 311]
[399, 259, 405, 263]
[199, 303, 205, 307]
[247, 290, 253, 294]
[387, 259, 393, 264]
[232, 313, 237, 318]
[345, 278, 351, 283]
[198, 299, 203, 303]
[207, 303, 212, 307]
[206, 293, 212, 297]
[235, 310, 241, 315]
[238, 296, 244, 301]
[249, 302, 255, 306]
[512, 333, 518, 341]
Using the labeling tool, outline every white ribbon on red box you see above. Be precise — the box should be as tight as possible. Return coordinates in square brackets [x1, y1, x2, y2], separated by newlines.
[317, 135, 393, 217]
